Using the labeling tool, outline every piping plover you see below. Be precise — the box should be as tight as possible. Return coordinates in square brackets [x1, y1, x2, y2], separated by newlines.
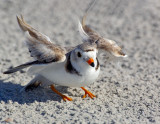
[4, 15, 126, 101]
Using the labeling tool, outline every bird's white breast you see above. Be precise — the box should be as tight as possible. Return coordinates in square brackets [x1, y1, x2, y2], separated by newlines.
[37, 59, 100, 87]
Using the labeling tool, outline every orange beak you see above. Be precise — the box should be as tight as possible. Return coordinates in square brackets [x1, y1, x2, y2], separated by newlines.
[87, 58, 95, 67]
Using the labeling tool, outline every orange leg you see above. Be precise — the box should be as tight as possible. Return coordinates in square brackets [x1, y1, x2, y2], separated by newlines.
[81, 87, 96, 99]
[50, 85, 72, 101]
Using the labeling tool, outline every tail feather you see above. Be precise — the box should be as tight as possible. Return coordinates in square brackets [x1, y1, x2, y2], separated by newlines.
[3, 61, 41, 74]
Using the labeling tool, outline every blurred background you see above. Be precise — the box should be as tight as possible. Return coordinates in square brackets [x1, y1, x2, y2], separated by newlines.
[0, 0, 160, 123]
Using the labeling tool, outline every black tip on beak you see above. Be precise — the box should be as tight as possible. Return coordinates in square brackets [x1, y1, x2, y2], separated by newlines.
[90, 62, 95, 67]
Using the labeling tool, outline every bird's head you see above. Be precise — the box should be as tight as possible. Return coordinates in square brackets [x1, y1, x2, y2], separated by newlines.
[71, 42, 98, 69]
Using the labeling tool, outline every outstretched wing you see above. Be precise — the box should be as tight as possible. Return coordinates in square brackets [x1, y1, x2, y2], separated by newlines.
[3, 15, 67, 74]
[17, 15, 66, 63]
[78, 14, 127, 58]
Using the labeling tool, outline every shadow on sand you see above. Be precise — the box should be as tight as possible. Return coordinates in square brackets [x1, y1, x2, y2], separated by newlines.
[0, 80, 72, 104]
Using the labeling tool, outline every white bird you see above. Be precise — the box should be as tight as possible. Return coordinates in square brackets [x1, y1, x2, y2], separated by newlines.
[4, 15, 126, 101]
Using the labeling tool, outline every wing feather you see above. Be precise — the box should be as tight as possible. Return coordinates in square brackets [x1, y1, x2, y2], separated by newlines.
[17, 15, 66, 63]
[79, 14, 127, 58]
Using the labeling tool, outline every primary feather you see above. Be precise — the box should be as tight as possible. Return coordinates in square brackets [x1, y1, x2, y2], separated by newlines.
[3, 61, 40, 74]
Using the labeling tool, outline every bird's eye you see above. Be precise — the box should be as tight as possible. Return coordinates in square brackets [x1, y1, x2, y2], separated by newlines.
[77, 52, 82, 57]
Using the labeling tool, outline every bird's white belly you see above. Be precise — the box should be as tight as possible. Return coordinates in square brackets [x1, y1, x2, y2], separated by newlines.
[38, 62, 100, 87]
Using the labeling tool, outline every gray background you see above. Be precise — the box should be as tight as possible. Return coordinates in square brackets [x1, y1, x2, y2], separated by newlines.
[0, 0, 160, 123]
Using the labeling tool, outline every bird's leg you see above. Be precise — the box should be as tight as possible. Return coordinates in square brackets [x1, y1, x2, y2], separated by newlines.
[81, 87, 96, 99]
[50, 85, 72, 101]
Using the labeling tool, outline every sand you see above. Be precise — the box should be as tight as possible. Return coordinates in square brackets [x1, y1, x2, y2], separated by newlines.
[0, 0, 160, 123]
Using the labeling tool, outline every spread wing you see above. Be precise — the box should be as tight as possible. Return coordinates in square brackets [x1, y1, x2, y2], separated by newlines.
[78, 14, 127, 59]
[3, 15, 66, 74]
[17, 15, 66, 63]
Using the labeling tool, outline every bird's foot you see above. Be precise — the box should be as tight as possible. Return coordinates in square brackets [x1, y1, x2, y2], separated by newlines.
[81, 87, 96, 99]
[61, 95, 72, 101]
[50, 85, 72, 101]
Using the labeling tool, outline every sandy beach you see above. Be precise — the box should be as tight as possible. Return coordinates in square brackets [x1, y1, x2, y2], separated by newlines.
[0, 0, 160, 123]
